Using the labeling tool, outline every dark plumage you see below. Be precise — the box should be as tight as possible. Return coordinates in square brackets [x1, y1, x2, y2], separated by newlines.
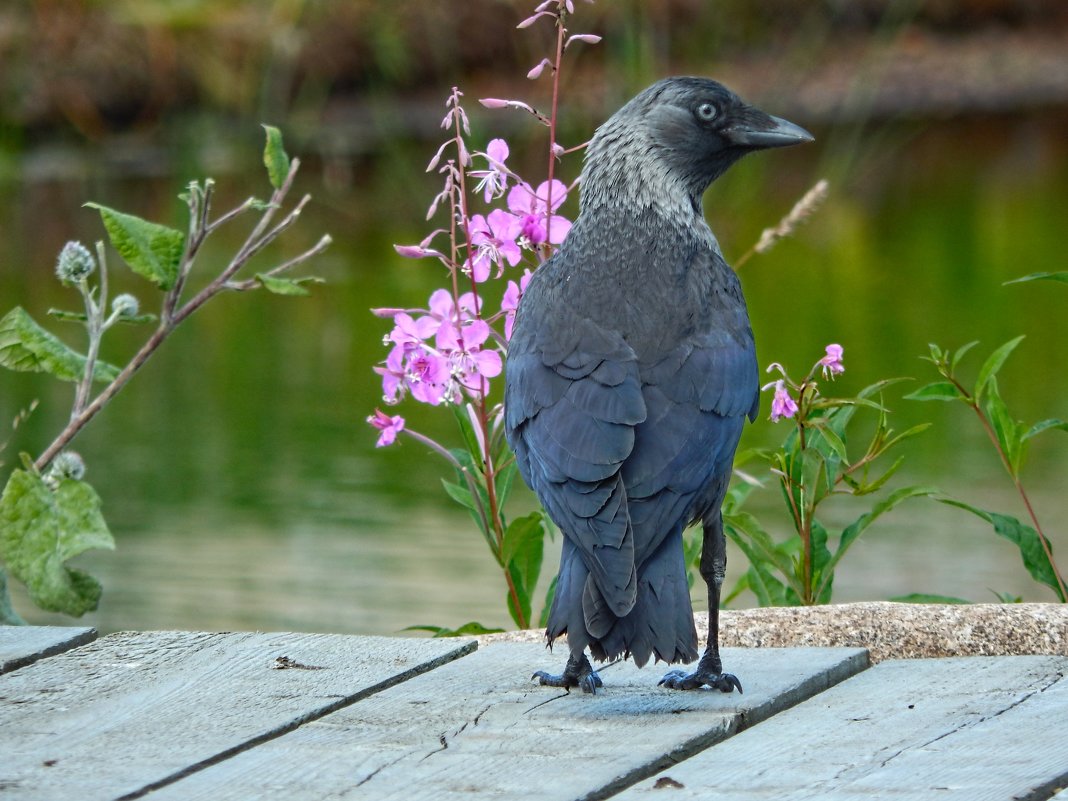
[504, 77, 812, 693]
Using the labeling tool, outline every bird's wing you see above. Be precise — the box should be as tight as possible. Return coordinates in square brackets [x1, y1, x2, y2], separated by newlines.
[505, 305, 646, 620]
[623, 295, 760, 564]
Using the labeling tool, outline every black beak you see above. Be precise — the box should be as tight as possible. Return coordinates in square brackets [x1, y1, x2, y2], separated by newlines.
[728, 113, 814, 149]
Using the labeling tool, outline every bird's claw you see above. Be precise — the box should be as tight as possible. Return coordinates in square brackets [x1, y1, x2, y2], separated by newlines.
[532, 668, 604, 694]
[658, 668, 743, 693]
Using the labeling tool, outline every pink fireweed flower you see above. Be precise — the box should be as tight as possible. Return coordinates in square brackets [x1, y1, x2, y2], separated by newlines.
[367, 409, 405, 447]
[469, 209, 522, 282]
[388, 312, 438, 352]
[506, 180, 571, 246]
[817, 343, 845, 379]
[470, 138, 512, 202]
[405, 347, 449, 405]
[428, 288, 481, 345]
[377, 343, 449, 407]
[438, 319, 503, 397]
[501, 269, 534, 341]
[762, 379, 799, 422]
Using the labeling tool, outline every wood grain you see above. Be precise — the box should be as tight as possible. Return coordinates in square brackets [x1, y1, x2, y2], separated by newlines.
[621, 655, 1068, 800]
[0, 626, 96, 675]
[0, 630, 475, 801]
[147, 643, 868, 800]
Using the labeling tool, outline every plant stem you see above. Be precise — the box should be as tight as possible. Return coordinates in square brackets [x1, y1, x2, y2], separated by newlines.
[943, 370, 1068, 601]
[542, 7, 567, 257]
[35, 324, 167, 472]
[33, 159, 321, 473]
[969, 402, 1068, 600]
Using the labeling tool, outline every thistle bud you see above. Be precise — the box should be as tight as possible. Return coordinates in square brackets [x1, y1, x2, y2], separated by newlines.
[56, 241, 96, 284]
[111, 293, 140, 318]
[50, 451, 87, 482]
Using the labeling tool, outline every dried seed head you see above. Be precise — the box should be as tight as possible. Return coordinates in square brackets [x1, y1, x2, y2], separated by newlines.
[754, 179, 829, 255]
[56, 241, 96, 284]
[50, 451, 86, 482]
[111, 293, 140, 318]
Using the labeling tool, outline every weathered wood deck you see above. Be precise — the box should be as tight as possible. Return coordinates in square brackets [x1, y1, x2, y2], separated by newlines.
[1, 626, 1066, 800]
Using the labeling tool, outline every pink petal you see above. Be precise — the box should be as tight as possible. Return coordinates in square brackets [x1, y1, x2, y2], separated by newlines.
[507, 183, 535, 215]
[473, 349, 502, 378]
[487, 138, 509, 164]
[545, 214, 572, 244]
[536, 179, 569, 213]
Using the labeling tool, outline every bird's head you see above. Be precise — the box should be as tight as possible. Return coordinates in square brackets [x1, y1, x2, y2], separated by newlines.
[581, 77, 813, 215]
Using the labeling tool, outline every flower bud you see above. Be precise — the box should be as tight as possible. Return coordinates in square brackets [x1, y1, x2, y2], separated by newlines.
[56, 241, 96, 284]
[50, 451, 86, 481]
[111, 293, 140, 318]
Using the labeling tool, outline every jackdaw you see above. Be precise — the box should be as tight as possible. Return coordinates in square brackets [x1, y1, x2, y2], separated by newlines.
[503, 77, 812, 693]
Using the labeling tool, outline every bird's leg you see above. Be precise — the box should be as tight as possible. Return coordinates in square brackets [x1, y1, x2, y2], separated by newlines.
[660, 512, 742, 693]
[532, 650, 604, 694]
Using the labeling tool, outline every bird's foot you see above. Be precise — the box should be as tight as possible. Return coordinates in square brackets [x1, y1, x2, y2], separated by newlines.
[532, 653, 604, 694]
[658, 668, 742, 693]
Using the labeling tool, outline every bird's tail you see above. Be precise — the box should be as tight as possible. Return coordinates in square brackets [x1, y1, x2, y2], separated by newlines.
[547, 533, 698, 668]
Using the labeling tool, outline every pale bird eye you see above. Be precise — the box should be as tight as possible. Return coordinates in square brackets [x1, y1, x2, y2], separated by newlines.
[697, 103, 717, 121]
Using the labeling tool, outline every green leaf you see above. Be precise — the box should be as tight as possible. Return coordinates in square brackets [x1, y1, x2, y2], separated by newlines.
[950, 341, 980, 372]
[880, 423, 933, 454]
[440, 478, 476, 512]
[450, 405, 484, 465]
[47, 309, 88, 323]
[982, 379, 1023, 475]
[503, 512, 545, 627]
[723, 571, 749, 606]
[441, 475, 493, 554]
[744, 562, 794, 607]
[0, 469, 115, 616]
[85, 203, 185, 291]
[811, 424, 848, 463]
[856, 377, 914, 401]
[975, 336, 1025, 402]
[850, 454, 906, 496]
[495, 461, 519, 509]
[1003, 271, 1068, 286]
[724, 512, 804, 601]
[809, 519, 834, 604]
[262, 125, 291, 190]
[114, 313, 159, 326]
[0, 567, 28, 625]
[990, 590, 1023, 604]
[889, 593, 972, 604]
[255, 274, 323, 296]
[1022, 418, 1068, 441]
[904, 381, 965, 402]
[937, 499, 1066, 602]
[724, 512, 797, 583]
[0, 307, 119, 383]
[403, 621, 504, 638]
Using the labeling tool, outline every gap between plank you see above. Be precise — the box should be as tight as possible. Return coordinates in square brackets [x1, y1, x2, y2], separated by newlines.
[115, 639, 478, 801]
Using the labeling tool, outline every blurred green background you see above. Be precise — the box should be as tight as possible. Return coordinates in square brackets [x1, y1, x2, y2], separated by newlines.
[1, 0, 1067, 634]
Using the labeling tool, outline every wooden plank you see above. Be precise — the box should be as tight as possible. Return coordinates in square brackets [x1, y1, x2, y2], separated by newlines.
[147, 643, 869, 800]
[0, 626, 96, 675]
[620, 655, 1068, 800]
[0, 630, 475, 801]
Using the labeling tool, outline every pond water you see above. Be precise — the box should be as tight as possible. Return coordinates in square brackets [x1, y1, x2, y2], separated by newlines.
[2, 107, 1067, 635]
